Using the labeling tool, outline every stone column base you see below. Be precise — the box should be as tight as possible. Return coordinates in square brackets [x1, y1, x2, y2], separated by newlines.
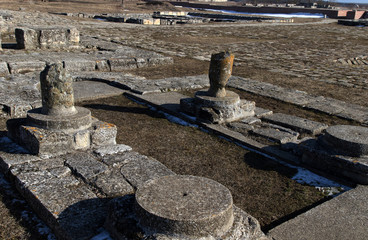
[7, 117, 117, 158]
[180, 90, 255, 124]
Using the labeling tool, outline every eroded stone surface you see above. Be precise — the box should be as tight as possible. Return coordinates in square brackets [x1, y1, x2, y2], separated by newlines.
[136, 175, 234, 238]
[322, 125, 368, 157]
[64, 152, 108, 182]
[40, 63, 77, 116]
[120, 156, 175, 188]
[262, 113, 328, 135]
[105, 176, 268, 240]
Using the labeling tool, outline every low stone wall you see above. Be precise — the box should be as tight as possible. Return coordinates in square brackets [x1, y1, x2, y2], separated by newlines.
[15, 27, 79, 50]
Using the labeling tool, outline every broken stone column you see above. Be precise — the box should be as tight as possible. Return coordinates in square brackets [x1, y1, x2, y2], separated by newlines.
[180, 51, 255, 123]
[208, 51, 234, 98]
[27, 63, 91, 132]
[7, 63, 117, 156]
[40, 63, 77, 116]
[105, 175, 268, 239]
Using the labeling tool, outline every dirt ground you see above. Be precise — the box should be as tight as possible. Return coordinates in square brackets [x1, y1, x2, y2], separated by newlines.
[0, 0, 364, 239]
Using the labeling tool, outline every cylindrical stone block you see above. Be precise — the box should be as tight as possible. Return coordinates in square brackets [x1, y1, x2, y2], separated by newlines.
[323, 125, 368, 157]
[135, 175, 234, 238]
[40, 63, 77, 116]
[208, 51, 234, 98]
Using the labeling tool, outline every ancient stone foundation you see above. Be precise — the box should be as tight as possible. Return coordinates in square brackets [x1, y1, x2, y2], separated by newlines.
[7, 63, 116, 157]
[105, 175, 268, 240]
[300, 125, 368, 184]
[181, 51, 255, 123]
[15, 27, 79, 50]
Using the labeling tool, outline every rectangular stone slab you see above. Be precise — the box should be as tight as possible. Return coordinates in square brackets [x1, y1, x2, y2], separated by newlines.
[250, 126, 299, 144]
[262, 113, 328, 135]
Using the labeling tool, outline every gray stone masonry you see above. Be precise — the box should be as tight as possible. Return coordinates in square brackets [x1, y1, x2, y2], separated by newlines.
[6, 64, 118, 157]
[268, 185, 368, 240]
[262, 113, 328, 135]
[180, 52, 255, 124]
[0, 136, 268, 240]
[15, 27, 79, 50]
[298, 125, 368, 184]
[126, 91, 367, 185]
[105, 175, 269, 240]
[228, 76, 368, 125]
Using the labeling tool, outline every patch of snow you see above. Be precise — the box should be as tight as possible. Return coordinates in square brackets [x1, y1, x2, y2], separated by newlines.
[159, 111, 198, 128]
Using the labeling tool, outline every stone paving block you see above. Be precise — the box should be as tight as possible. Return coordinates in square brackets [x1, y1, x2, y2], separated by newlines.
[93, 144, 132, 157]
[0, 137, 40, 173]
[63, 59, 96, 72]
[254, 107, 273, 118]
[64, 152, 108, 182]
[147, 56, 174, 66]
[72, 80, 125, 102]
[268, 185, 368, 240]
[228, 76, 314, 106]
[0, 61, 9, 76]
[262, 113, 328, 135]
[101, 151, 146, 167]
[8, 60, 46, 74]
[109, 58, 137, 71]
[120, 75, 209, 95]
[120, 156, 176, 189]
[90, 121, 117, 146]
[92, 168, 134, 197]
[250, 125, 299, 144]
[22, 175, 104, 240]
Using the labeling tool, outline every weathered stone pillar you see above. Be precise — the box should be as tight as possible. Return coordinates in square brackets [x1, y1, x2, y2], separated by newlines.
[208, 51, 234, 98]
[180, 51, 255, 123]
[40, 63, 77, 116]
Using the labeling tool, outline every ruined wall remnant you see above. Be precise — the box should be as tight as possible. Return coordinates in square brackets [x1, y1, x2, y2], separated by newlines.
[15, 27, 79, 50]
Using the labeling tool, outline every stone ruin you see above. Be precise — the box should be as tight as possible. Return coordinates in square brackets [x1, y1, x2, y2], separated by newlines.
[180, 51, 255, 124]
[1, 61, 269, 239]
[106, 175, 268, 240]
[7, 62, 117, 157]
[300, 124, 368, 184]
[15, 26, 79, 50]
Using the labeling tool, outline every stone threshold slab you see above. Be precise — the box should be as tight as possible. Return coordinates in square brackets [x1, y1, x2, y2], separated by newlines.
[267, 185, 368, 240]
